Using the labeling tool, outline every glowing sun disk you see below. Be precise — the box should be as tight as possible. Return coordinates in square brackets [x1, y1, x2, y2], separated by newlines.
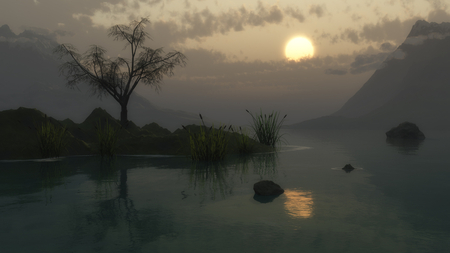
[285, 37, 314, 61]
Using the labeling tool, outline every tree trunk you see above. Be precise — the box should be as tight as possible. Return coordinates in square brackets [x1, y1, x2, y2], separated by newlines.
[119, 169, 128, 199]
[120, 103, 128, 127]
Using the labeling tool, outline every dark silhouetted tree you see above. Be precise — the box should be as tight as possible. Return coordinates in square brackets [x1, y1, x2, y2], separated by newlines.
[54, 18, 187, 126]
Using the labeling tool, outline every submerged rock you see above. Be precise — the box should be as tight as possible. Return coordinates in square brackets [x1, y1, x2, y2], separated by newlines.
[253, 180, 284, 196]
[386, 122, 425, 140]
[342, 164, 356, 173]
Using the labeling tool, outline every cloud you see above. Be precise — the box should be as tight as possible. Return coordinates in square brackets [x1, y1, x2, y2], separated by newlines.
[385, 49, 406, 60]
[379, 42, 396, 51]
[428, 9, 450, 23]
[179, 2, 283, 40]
[349, 52, 389, 74]
[81, 0, 284, 30]
[341, 28, 360, 44]
[73, 1, 286, 45]
[320, 9, 449, 47]
[284, 6, 305, 22]
[426, 0, 448, 10]
[325, 69, 347, 75]
[184, 0, 191, 9]
[173, 47, 371, 85]
[359, 17, 419, 43]
[315, 32, 339, 44]
[309, 4, 326, 18]
[332, 17, 420, 45]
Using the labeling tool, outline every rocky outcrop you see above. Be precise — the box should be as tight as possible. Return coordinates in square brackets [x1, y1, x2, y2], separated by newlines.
[386, 122, 425, 140]
[253, 180, 284, 196]
[342, 164, 356, 173]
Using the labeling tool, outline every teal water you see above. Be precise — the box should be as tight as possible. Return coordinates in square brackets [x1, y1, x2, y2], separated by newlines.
[1, 129, 450, 253]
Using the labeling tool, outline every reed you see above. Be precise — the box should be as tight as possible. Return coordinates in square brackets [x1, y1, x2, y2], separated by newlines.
[36, 117, 68, 158]
[183, 114, 231, 161]
[246, 109, 287, 148]
[95, 120, 121, 158]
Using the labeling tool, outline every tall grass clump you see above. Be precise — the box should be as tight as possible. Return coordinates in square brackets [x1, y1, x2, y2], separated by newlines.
[36, 117, 68, 158]
[95, 120, 121, 158]
[183, 114, 231, 161]
[246, 109, 287, 148]
[231, 126, 255, 154]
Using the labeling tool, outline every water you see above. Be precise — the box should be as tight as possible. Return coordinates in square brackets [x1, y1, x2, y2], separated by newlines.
[1, 129, 450, 253]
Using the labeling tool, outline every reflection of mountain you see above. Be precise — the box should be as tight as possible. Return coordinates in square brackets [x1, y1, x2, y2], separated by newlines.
[0, 24, 200, 131]
[292, 20, 450, 131]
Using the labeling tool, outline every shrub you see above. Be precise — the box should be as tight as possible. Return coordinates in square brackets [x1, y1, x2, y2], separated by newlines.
[246, 109, 286, 148]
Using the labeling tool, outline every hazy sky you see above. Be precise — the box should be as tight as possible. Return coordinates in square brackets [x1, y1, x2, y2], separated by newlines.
[1, 0, 450, 125]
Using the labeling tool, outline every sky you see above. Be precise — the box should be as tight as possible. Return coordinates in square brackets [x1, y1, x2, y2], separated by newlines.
[1, 0, 450, 126]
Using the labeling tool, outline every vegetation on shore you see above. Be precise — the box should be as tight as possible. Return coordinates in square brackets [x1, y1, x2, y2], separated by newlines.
[36, 116, 68, 158]
[95, 119, 121, 158]
[0, 107, 273, 160]
[183, 114, 231, 161]
[246, 109, 287, 147]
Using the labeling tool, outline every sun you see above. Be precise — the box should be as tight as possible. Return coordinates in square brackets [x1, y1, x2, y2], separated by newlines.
[285, 37, 314, 61]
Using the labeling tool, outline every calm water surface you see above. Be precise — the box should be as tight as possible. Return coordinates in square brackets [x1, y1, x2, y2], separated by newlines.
[1, 129, 450, 253]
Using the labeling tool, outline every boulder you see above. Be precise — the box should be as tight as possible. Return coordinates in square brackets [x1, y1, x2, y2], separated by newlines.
[253, 180, 284, 196]
[386, 122, 425, 140]
[342, 164, 356, 173]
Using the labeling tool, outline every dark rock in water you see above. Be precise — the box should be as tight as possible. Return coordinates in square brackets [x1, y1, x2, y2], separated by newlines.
[342, 164, 356, 173]
[386, 122, 425, 140]
[253, 180, 284, 196]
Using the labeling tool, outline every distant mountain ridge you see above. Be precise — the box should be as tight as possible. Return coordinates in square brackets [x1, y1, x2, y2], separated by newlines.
[292, 20, 450, 131]
[0, 24, 59, 56]
[0, 24, 17, 38]
[0, 24, 201, 131]
[407, 20, 450, 37]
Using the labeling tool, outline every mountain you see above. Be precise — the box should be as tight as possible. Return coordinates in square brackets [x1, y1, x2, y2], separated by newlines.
[0, 25, 201, 131]
[292, 20, 450, 131]
[0, 25, 17, 38]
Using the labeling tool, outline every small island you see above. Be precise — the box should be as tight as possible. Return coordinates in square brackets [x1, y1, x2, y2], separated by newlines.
[385, 122, 425, 140]
[0, 107, 273, 160]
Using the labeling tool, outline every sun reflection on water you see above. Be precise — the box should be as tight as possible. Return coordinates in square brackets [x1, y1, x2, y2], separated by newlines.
[284, 189, 314, 218]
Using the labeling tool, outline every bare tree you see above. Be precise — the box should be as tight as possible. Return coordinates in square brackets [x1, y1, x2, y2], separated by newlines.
[54, 18, 187, 126]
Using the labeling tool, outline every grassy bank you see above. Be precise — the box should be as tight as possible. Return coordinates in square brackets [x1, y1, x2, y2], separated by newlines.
[0, 107, 272, 160]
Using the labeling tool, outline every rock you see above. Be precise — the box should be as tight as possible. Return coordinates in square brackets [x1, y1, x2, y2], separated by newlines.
[386, 122, 425, 140]
[342, 164, 356, 173]
[253, 180, 284, 196]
